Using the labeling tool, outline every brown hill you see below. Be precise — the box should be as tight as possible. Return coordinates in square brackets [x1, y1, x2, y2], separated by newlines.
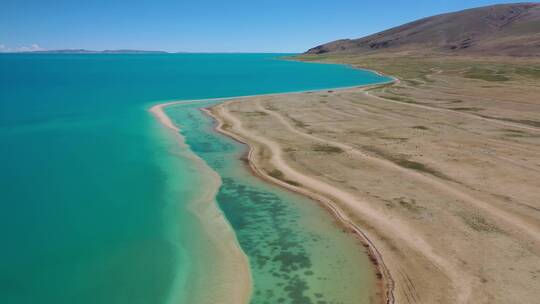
[305, 3, 540, 56]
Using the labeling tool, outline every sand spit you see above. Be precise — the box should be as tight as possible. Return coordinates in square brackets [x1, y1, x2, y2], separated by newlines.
[150, 103, 252, 304]
[204, 104, 394, 304]
[208, 59, 540, 304]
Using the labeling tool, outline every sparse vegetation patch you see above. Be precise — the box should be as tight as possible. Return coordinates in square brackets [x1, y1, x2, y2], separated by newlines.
[244, 111, 269, 116]
[451, 107, 484, 112]
[465, 67, 510, 82]
[458, 212, 502, 233]
[312, 144, 344, 153]
[381, 95, 419, 104]
[514, 67, 540, 79]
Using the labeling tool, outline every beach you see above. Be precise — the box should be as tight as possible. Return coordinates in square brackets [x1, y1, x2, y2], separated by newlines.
[150, 103, 252, 304]
[209, 56, 540, 303]
[154, 95, 388, 303]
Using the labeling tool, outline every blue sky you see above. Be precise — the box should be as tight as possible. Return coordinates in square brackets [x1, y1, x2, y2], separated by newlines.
[0, 0, 517, 52]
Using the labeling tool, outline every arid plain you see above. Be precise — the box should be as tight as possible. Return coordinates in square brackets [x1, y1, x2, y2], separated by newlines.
[208, 54, 540, 304]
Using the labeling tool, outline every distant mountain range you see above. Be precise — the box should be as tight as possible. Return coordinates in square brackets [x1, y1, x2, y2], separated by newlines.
[24, 49, 169, 54]
[306, 3, 540, 56]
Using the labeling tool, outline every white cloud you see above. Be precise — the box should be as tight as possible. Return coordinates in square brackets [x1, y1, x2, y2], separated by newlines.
[0, 43, 46, 52]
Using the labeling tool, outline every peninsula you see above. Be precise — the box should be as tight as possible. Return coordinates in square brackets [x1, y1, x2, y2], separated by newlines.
[209, 3, 540, 303]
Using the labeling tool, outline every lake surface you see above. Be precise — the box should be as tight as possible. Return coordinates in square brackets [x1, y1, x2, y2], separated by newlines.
[0, 53, 390, 303]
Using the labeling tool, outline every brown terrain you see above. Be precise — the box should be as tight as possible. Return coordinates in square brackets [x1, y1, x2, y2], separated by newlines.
[306, 3, 540, 57]
[207, 3, 540, 303]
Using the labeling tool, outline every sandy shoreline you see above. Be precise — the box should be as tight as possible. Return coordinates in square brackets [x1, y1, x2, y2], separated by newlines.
[208, 56, 540, 304]
[206, 95, 397, 304]
[149, 80, 398, 304]
[203, 103, 395, 304]
[149, 103, 252, 304]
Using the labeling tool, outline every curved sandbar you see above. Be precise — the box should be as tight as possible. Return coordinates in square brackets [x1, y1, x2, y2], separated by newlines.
[204, 86, 395, 304]
[150, 85, 394, 304]
[150, 102, 252, 304]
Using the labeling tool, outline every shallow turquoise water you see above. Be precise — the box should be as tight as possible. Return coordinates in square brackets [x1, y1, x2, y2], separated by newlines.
[0, 53, 390, 303]
[167, 102, 379, 304]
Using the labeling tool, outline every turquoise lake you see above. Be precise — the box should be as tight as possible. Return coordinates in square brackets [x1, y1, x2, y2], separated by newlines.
[0, 53, 390, 303]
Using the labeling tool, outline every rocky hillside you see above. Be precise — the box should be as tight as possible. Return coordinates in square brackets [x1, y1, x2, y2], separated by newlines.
[306, 3, 540, 56]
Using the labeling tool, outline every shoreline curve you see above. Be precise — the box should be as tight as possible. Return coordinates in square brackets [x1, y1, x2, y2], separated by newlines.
[149, 69, 397, 304]
[202, 83, 396, 304]
[149, 103, 253, 304]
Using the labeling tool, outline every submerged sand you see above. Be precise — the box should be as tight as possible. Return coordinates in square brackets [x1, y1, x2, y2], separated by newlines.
[209, 57, 540, 303]
[150, 103, 252, 304]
